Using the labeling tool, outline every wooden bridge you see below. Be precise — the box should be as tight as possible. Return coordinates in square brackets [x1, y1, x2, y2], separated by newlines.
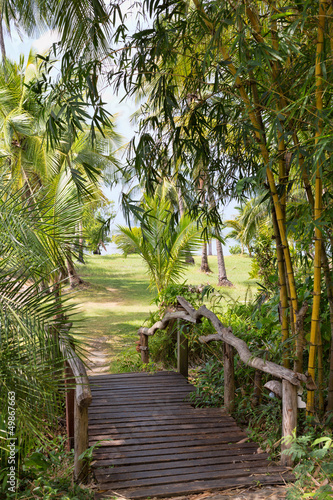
[63, 296, 312, 498]
[88, 371, 291, 499]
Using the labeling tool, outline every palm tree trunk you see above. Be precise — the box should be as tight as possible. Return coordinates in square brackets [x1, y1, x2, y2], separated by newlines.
[78, 222, 85, 263]
[216, 238, 233, 287]
[200, 242, 212, 273]
[208, 239, 212, 255]
[66, 256, 83, 288]
[0, 14, 6, 62]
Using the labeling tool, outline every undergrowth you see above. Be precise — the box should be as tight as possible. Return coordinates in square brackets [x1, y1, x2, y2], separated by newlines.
[1, 436, 95, 499]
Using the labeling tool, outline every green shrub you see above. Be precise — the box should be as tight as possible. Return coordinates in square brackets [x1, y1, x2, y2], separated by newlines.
[284, 429, 333, 499]
[1, 436, 94, 499]
[229, 244, 242, 255]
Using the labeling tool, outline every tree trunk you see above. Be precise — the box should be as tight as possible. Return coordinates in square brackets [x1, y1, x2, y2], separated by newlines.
[67, 256, 84, 288]
[208, 239, 212, 255]
[200, 242, 212, 273]
[0, 14, 6, 63]
[78, 222, 85, 264]
[216, 238, 233, 287]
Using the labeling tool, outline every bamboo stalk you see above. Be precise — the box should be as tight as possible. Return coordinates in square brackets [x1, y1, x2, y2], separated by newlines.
[193, 0, 299, 360]
[317, 326, 324, 412]
[272, 205, 290, 368]
[307, 0, 325, 414]
[294, 132, 333, 410]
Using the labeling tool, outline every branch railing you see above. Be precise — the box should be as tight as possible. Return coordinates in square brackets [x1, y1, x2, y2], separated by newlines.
[60, 339, 92, 482]
[138, 296, 316, 466]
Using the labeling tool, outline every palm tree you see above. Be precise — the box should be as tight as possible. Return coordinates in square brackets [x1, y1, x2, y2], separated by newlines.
[225, 195, 270, 257]
[0, 175, 82, 463]
[0, 54, 120, 285]
[117, 192, 202, 294]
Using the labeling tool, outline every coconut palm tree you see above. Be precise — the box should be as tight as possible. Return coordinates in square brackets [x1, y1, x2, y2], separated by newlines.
[117, 192, 202, 294]
[0, 174, 82, 463]
[0, 53, 120, 285]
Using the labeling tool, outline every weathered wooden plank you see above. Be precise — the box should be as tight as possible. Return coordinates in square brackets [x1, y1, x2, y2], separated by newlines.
[89, 411, 231, 422]
[93, 440, 255, 460]
[99, 464, 287, 490]
[90, 386, 193, 393]
[91, 431, 247, 450]
[88, 410, 228, 421]
[98, 474, 294, 499]
[89, 403, 194, 413]
[94, 452, 270, 477]
[88, 421, 240, 435]
[90, 371, 181, 380]
[89, 424, 243, 442]
[89, 396, 192, 406]
[88, 421, 236, 434]
[95, 456, 272, 482]
[92, 445, 257, 467]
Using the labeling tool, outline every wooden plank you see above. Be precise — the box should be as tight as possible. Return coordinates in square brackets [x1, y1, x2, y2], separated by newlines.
[88, 421, 240, 435]
[95, 456, 271, 481]
[89, 396, 192, 406]
[105, 473, 294, 500]
[89, 384, 194, 396]
[99, 464, 287, 490]
[88, 413, 233, 424]
[94, 452, 270, 477]
[91, 431, 247, 450]
[89, 371, 183, 381]
[88, 411, 228, 421]
[89, 426, 246, 443]
[93, 444, 261, 467]
[93, 440, 256, 460]
[88, 407, 196, 417]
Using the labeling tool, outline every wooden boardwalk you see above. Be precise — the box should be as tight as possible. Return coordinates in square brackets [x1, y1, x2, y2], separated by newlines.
[89, 372, 291, 499]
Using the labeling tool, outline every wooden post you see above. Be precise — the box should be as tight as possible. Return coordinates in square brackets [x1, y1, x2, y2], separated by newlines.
[74, 398, 89, 483]
[251, 370, 263, 407]
[140, 332, 149, 364]
[177, 320, 188, 379]
[65, 361, 75, 451]
[281, 379, 297, 466]
[223, 342, 235, 413]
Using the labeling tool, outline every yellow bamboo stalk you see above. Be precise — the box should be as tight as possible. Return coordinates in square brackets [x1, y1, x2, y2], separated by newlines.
[192, 0, 299, 342]
[307, 0, 325, 414]
[270, 12, 291, 366]
[272, 207, 290, 367]
[317, 326, 324, 412]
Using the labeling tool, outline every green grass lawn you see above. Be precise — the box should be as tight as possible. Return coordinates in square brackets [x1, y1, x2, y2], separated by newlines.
[68, 253, 257, 372]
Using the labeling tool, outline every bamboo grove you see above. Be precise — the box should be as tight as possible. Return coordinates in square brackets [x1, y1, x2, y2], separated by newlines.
[110, 0, 333, 414]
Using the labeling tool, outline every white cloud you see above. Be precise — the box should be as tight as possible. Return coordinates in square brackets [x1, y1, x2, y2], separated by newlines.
[32, 30, 59, 54]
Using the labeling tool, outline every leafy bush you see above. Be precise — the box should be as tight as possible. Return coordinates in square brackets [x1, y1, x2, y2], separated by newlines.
[1, 436, 94, 499]
[284, 430, 333, 500]
[112, 227, 142, 257]
[188, 358, 225, 407]
[229, 244, 242, 254]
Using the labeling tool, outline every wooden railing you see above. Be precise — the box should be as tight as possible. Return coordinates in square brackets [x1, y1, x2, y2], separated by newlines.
[138, 296, 316, 466]
[60, 338, 92, 482]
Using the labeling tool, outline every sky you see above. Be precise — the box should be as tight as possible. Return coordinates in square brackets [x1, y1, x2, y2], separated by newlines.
[5, 24, 238, 255]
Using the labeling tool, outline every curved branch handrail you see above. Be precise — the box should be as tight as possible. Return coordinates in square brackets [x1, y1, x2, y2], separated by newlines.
[60, 340, 92, 407]
[59, 335, 91, 482]
[137, 295, 315, 467]
[138, 295, 315, 390]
